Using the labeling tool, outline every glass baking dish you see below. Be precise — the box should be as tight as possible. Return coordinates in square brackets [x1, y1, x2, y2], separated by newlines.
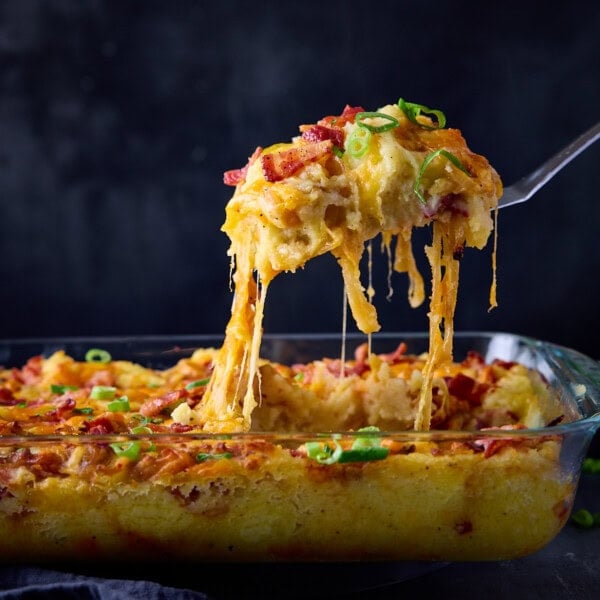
[1, 332, 599, 562]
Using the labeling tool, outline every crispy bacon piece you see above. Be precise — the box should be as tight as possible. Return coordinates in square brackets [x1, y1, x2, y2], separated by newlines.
[82, 416, 115, 435]
[300, 125, 344, 149]
[317, 105, 365, 128]
[261, 140, 333, 183]
[45, 397, 76, 422]
[140, 390, 187, 417]
[0, 388, 17, 406]
[223, 146, 263, 186]
[16, 356, 43, 384]
[447, 373, 490, 406]
[475, 424, 526, 457]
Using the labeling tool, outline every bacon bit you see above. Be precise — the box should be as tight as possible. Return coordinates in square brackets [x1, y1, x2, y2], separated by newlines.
[352, 343, 369, 375]
[0, 388, 17, 406]
[380, 342, 408, 364]
[317, 105, 365, 128]
[10, 448, 63, 480]
[492, 358, 519, 370]
[553, 499, 570, 521]
[453, 244, 464, 260]
[82, 416, 115, 435]
[87, 370, 115, 387]
[447, 373, 489, 406]
[261, 140, 333, 182]
[301, 125, 344, 149]
[170, 422, 194, 433]
[16, 356, 43, 384]
[475, 424, 526, 457]
[455, 520, 473, 535]
[223, 146, 263, 186]
[462, 351, 486, 369]
[45, 397, 76, 421]
[133, 447, 195, 480]
[140, 389, 188, 417]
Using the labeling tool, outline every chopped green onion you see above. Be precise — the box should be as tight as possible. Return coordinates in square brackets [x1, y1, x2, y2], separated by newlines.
[16, 401, 27, 409]
[305, 441, 344, 465]
[332, 145, 345, 158]
[73, 407, 94, 415]
[355, 111, 399, 133]
[571, 508, 595, 528]
[185, 378, 211, 391]
[50, 384, 79, 394]
[85, 348, 112, 363]
[351, 426, 384, 450]
[414, 149, 471, 205]
[293, 372, 304, 383]
[131, 425, 153, 434]
[109, 441, 141, 461]
[107, 396, 130, 412]
[196, 452, 233, 462]
[582, 457, 600, 474]
[90, 385, 117, 400]
[346, 126, 371, 158]
[131, 414, 164, 425]
[305, 427, 389, 464]
[337, 446, 389, 463]
[398, 98, 446, 130]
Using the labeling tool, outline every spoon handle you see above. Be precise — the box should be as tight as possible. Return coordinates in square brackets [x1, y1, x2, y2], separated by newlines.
[499, 122, 600, 208]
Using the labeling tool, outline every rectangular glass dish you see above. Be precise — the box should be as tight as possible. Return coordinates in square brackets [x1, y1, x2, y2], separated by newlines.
[1, 332, 599, 562]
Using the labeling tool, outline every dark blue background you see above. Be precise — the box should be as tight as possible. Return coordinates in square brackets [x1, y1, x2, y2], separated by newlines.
[1, 0, 599, 358]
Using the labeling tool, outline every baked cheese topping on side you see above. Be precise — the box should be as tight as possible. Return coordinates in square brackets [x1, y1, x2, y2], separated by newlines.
[201, 101, 502, 431]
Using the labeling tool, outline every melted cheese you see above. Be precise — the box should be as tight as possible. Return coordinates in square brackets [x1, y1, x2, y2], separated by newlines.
[197, 103, 502, 432]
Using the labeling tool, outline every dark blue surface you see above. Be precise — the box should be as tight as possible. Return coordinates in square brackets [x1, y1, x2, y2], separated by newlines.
[0, 1, 599, 359]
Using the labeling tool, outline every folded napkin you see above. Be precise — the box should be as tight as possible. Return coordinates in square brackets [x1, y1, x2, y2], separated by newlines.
[0, 567, 209, 600]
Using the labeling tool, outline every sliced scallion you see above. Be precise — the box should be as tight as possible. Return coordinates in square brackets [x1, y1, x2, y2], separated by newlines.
[109, 441, 142, 461]
[90, 385, 117, 401]
[571, 508, 595, 528]
[414, 149, 471, 204]
[582, 457, 600, 474]
[50, 384, 79, 394]
[346, 126, 371, 158]
[398, 98, 446, 130]
[185, 378, 210, 391]
[196, 452, 233, 462]
[305, 440, 344, 465]
[85, 348, 112, 363]
[107, 396, 130, 412]
[355, 111, 399, 133]
[337, 446, 389, 463]
[73, 407, 94, 415]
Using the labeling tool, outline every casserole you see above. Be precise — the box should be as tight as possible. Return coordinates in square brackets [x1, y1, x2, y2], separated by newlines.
[1, 332, 598, 562]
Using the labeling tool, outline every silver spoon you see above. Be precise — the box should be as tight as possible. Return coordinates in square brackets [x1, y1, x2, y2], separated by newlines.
[498, 122, 600, 208]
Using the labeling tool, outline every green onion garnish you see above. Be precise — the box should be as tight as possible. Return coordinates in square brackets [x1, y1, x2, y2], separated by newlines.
[306, 427, 389, 464]
[73, 407, 94, 415]
[107, 396, 130, 412]
[90, 385, 117, 400]
[50, 384, 79, 394]
[571, 508, 598, 528]
[109, 441, 141, 461]
[414, 149, 471, 205]
[355, 111, 399, 133]
[185, 378, 211, 391]
[305, 441, 344, 465]
[337, 446, 389, 463]
[131, 425, 153, 434]
[332, 145, 345, 158]
[16, 401, 27, 409]
[196, 452, 233, 462]
[85, 348, 112, 363]
[346, 126, 371, 158]
[398, 98, 446, 130]
[582, 457, 600, 474]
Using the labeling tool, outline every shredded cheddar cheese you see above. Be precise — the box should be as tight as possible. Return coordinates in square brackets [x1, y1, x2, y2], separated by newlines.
[199, 101, 502, 432]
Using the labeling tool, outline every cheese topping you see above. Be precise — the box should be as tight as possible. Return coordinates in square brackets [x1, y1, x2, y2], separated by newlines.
[198, 101, 502, 432]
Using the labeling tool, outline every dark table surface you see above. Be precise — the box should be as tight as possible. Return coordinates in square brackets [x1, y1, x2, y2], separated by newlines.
[1, 471, 598, 599]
